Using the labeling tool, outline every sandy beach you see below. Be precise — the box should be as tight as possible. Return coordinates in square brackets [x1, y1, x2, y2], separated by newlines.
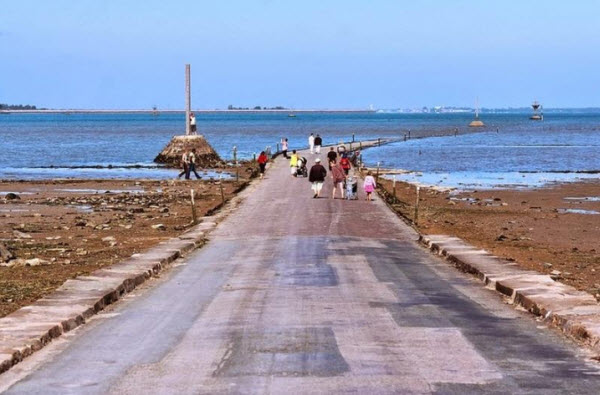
[376, 178, 600, 298]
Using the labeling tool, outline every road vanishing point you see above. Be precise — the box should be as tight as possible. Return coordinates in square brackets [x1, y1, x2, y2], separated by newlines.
[2, 146, 600, 394]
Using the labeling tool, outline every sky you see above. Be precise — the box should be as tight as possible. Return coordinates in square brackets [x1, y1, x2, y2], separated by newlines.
[1, 1, 600, 110]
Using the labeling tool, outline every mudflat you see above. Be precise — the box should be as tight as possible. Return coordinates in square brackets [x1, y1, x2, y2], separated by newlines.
[378, 178, 600, 298]
[0, 178, 246, 318]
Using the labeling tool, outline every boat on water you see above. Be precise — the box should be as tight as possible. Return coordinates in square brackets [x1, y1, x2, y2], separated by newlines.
[287, 114, 297, 118]
[530, 101, 543, 121]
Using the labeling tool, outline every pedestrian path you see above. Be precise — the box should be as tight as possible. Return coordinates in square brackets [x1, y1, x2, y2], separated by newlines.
[3, 145, 600, 394]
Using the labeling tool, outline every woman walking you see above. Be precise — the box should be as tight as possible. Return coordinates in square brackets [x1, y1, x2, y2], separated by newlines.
[257, 151, 268, 178]
[363, 171, 377, 201]
[331, 160, 346, 199]
[289, 150, 299, 176]
[340, 153, 351, 175]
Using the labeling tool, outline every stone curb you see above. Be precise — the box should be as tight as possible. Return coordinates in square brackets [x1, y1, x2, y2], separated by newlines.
[0, 180, 254, 375]
[420, 234, 600, 353]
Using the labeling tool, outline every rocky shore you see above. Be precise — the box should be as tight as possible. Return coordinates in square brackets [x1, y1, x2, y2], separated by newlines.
[0, 178, 250, 318]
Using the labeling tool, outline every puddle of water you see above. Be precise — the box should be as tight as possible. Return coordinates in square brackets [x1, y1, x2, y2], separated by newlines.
[57, 188, 145, 194]
[564, 197, 600, 202]
[66, 205, 94, 213]
[0, 191, 35, 195]
[557, 208, 600, 215]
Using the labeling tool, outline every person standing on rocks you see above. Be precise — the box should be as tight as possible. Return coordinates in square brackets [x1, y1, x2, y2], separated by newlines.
[281, 138, 289, 159]
[331, 159, 346, 199]
[308, 133, 315, 154]
[314, 134, 322, 154]
[190, 113, 197, 134]
[178, 150, 190, 179]
[308, 158, 327, 198]
[188, 148, 202, 179]
[257, 151, 268, 179]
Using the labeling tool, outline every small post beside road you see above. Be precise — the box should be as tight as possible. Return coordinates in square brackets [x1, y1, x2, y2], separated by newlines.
[393, 175, 397, 203]
[190, 189, 197, 225]
[376, 161, 380, 184]
[219, 176, 225, 206]
[233, 146, 238, 182]
[414, 186, 420, 225]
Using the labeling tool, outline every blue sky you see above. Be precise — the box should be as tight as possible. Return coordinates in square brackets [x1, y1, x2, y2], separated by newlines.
[1, 1, 599, 109]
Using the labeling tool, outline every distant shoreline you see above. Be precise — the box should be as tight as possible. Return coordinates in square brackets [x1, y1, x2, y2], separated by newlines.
[0, 109, 376, 114]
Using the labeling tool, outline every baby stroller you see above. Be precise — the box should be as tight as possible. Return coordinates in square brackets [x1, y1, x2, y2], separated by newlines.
[345, 176, 358, 200]
[296, 157, 308, 177]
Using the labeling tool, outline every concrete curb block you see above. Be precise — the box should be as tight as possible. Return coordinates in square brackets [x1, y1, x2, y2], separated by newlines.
[0, 179, 256, 375]
[419, 234, 600, 353]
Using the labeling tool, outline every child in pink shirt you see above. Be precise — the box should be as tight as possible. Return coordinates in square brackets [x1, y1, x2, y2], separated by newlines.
[363, 171, 376, 201]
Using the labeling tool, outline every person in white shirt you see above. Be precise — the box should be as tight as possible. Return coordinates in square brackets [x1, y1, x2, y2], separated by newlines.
[308, 133, 315, 154]
[190, 113, 197, 134]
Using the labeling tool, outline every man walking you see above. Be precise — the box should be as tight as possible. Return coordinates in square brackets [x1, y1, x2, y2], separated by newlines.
[308, 133, 315, 154]
[178, 150, 190, 179]
[308, 158, 327, 198]
[281, 138, 289, 159]
[327, 147, 338, 170]
[188, 148, 202, 179]
[314, 134, 322, 154]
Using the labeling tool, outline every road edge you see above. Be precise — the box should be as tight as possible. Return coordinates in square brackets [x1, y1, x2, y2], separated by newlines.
[419, 234, 600, 355]
[0, 177, 260, 376]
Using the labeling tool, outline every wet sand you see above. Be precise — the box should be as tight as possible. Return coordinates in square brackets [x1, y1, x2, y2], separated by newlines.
[0, 177, 250, 318]
[376, 178, 600, 299]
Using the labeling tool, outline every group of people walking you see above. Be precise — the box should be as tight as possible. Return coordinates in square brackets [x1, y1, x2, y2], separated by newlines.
[279, 133, 376, 200]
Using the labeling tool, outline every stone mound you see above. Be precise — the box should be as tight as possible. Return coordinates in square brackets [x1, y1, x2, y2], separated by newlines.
[154, 135, 222, 168]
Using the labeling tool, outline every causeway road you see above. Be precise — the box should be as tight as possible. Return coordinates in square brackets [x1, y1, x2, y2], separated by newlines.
[3, 147, 600, 394]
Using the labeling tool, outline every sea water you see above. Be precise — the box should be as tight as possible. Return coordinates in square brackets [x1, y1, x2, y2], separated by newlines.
[1, 111, 599, 187]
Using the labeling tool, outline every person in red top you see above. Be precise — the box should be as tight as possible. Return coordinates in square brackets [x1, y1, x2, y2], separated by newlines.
[340, 153, 351, 175]
[257, 151, 268, 178]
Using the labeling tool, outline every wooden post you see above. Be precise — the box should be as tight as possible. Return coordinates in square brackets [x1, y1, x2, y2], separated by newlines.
[414, 186, 420, 225]
[185, 64, 191, 136]
[219, 176, 225, 206]
[190, 189, 197, 225]
[233, 146, 238, 182]
[378, 138, 381, 147]
[393, 175, 397, 203]
[408, 130, 411, 139]
[376, 161, 380, 183]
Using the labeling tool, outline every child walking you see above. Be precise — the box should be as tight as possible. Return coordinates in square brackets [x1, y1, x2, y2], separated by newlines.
[363, 171, 377, 201]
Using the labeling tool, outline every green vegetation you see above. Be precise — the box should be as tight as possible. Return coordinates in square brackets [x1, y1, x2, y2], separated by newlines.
[0, 104, 37, 110]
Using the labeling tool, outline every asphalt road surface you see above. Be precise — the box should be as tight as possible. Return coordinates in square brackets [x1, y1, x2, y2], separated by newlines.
[3, 148, 600, 394]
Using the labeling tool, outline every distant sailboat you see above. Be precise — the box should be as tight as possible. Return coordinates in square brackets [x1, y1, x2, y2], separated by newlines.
[469, 97, 485, 127]
[287, 113, 297, 118]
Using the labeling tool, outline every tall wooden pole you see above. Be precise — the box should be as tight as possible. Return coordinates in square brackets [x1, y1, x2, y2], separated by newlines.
[185, 64, 191, 136]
